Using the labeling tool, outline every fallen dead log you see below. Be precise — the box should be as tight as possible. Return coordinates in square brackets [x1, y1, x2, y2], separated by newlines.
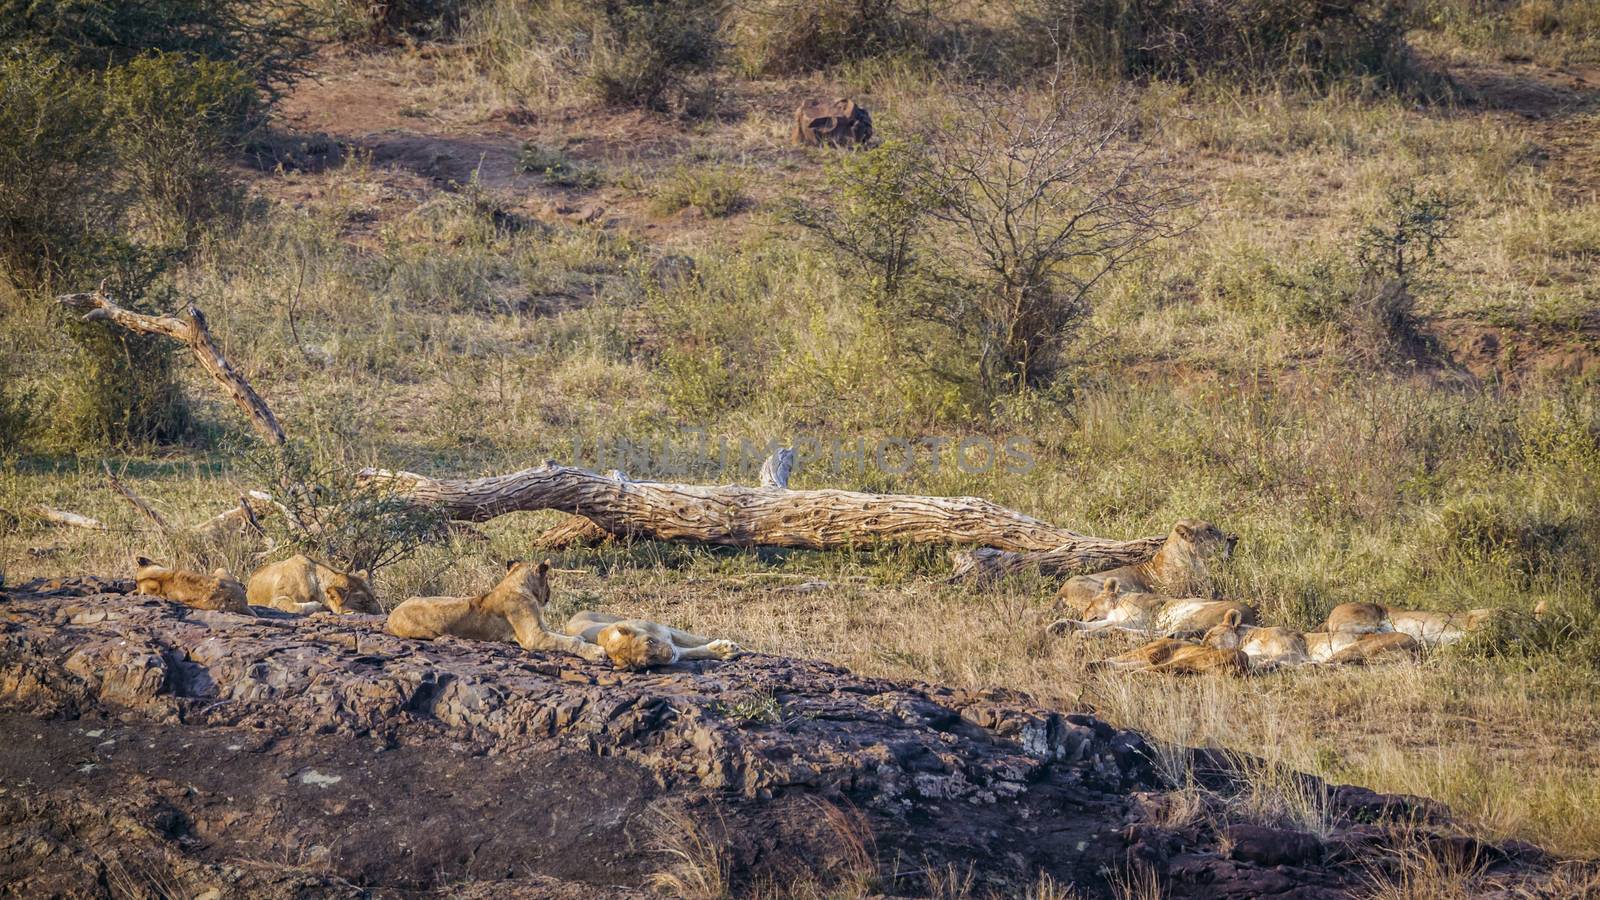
[945, 544, 1155, 583]
[27, 506, 106, 531]
[359, 462, 1164, 567]
[59, 287, 1161, 576]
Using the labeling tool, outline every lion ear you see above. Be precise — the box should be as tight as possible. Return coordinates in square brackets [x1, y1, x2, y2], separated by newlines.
[136, 556, 155, 567]
[355, 568, 370, 581]
[505, 558, 521, 572]
[1103, 577, 1120, 592]
[538, 559, 552, 576]
[1223, 609, 1242, 627]
[1174, 523, 1195, 541]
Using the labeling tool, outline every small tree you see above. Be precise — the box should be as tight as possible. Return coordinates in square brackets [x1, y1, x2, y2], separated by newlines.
[1346, 186, 1462, 363]
[913, 78, 1191, 391]
[786, 138, 935, 304]
[247, 442, 447, 574]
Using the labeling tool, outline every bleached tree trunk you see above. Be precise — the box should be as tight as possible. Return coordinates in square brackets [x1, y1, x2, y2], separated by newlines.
[359, 462, 1162, 567]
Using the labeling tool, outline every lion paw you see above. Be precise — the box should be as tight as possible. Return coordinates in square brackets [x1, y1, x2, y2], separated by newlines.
[579, 642, 610, 664]
[1045, 619, 1080, 637]
[706, 639, 741, 660]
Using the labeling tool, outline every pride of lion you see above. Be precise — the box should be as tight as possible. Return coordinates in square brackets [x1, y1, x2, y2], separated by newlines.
[126, 516, 1503, 676]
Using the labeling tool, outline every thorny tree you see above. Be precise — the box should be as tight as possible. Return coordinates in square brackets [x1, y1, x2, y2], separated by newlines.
[913, 76, 1193, 392]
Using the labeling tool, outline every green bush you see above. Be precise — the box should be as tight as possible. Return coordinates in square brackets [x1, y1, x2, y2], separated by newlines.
[468, 0, 721, 110]
[320, 0, 467, 43]
[1012, 0, 1413, 86]
[729, 0, 921, 75]
[0, 49, 119, 283]
[0, 357, 35, 457]
[651, 166, 746, 218]
[0, 0, 314, 86]
[104, 52, 260, 242]
[53, 262, 193, 450]
[518, 142, 602, 188]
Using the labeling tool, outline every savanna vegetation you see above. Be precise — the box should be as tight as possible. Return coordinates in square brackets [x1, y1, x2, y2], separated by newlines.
[2, 0, 1599, 893]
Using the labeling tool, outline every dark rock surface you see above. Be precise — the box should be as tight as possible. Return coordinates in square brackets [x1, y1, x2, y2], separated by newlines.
[0, 577, 1553, 897]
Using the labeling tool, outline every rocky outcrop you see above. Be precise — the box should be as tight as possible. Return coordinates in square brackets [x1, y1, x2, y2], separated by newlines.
[0, 577, 1551, 897]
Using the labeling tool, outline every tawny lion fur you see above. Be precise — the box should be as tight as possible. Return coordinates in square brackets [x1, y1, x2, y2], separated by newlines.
[565, 611, 741, 671]
[1323, 602, 1499, 647]
[1058, 519, 1238, 613]
[1199, 610, 1421, 670]
[1091, 638, 1250, 676]
[246, 554, 377, 616]
[386, 560, 607, 663]
[134, 557, 249, 615]
[1048, 576, 1256, 639]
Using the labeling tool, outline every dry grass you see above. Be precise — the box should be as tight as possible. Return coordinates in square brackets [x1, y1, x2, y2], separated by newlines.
[3, 4, 1599, 885]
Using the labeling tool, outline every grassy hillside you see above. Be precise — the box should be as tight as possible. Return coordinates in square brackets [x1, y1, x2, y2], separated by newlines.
[3, 0, 1600, 884]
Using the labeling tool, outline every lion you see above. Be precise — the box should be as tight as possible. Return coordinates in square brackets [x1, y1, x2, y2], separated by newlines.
[134, 557, 250, 614]
[1200, 609, 1309, 670]
[1047, 577, 1256, 639]
[564, 611, 741, 671]
[1058, 520, 1238, 614]
[386, 560, 608, 663]
[792, 98, 872, 147]
[1322, 602, 1499, 647]
[246, 554, 377, 615]
[1090, 638, 1249, 676]
[1314, 631, 1421, 665]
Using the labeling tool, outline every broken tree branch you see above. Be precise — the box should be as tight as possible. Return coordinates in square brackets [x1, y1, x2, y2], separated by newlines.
[57, 290, 287, 446]
[102, 461, 171, 532]
[28, 506, 107, 531]
[358, 461, 1163, 569]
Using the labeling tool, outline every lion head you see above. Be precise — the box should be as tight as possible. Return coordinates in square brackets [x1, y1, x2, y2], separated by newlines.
[1201, 608, 1248, 650]
[323, 567, 377, 614]
[597, 623, 677, 671]
[1081, 577, 1125, 620]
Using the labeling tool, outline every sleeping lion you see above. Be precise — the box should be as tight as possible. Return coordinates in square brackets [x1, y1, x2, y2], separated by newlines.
[565, 611, 741, 671]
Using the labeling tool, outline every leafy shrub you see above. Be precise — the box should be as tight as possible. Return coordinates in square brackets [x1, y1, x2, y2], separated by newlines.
[52, 258, 194, 450]
[0, 49, 118, 283]
[320, 0, 467, 43]
[104, 52, 261, 242]
[1012, 0, 1413, 86]
[786, 138, 934, 303]
[247, 442, 449, 574]
[729, 0, 923, 75]
[0, 358, 35, 457]
[651, 166, 746, 218]
[0, 0, 314, 87]
[467, 0, 721, 110]
[518, 142, 601, 188]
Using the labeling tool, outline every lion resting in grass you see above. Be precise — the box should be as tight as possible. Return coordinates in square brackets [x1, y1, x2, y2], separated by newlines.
[1203, 610, 1421, 669]
[134, 557, 249, 614]
[1059, 520, 1238, 613]
[1048, 577, 1256, 639]
[1323, 602, 1498, 647]
[564, 611, 741, 671]
[246, 555, 377, 615]
[387, 560, 608, 663]
[1090, 638, 1249, 676]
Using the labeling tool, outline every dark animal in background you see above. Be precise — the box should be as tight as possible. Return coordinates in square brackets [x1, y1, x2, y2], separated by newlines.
[792, 99, 873, 147]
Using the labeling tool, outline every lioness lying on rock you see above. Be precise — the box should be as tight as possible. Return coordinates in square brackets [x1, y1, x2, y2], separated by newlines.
[247, 554, 377, 615]
[387, 560, 608, 663]
[1047, 577, 1256, 639]
[134, 557, 250, 614]
[1323, 601, 1499, 647]
[1059, 520, 1238, 613]
[565, 611, 741, 671]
